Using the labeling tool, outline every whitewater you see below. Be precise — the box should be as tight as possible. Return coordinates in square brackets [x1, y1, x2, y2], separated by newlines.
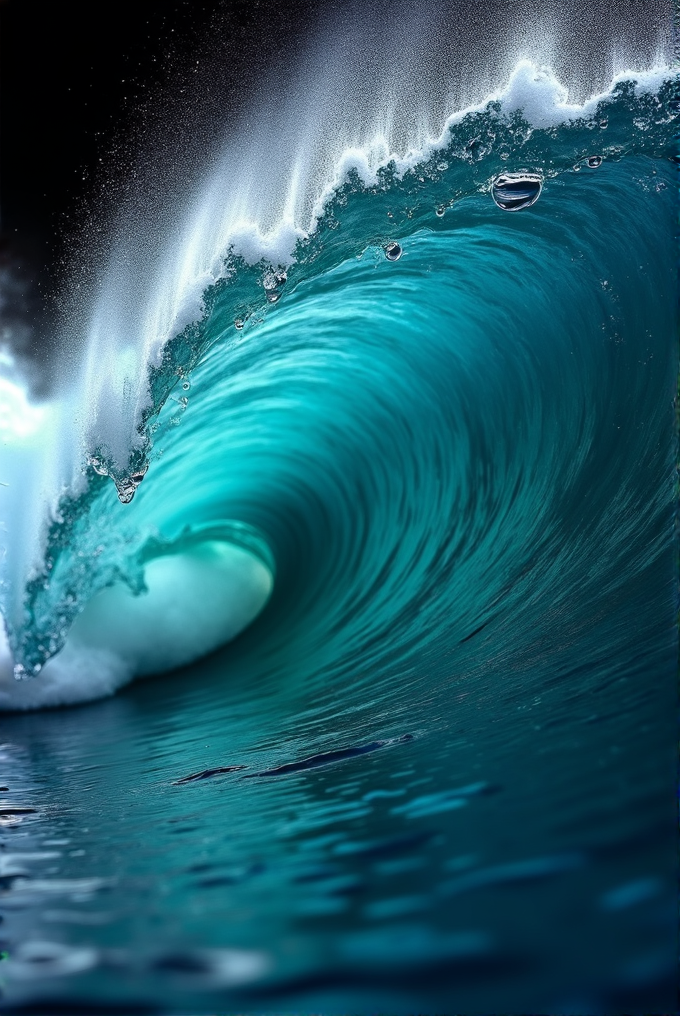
[0, 2, 677, 1003]
[0, 60, 676, 709]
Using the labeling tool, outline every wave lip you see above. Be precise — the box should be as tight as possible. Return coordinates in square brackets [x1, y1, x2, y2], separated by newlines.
[0, 62, 676, 709]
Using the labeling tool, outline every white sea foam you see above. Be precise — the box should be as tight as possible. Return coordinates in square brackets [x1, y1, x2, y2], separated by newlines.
[78, 59, 677, 457]
[312, 60, 675, 207]
[73, 58, 676, 477]
[0, 58, 674, 709]
[0, 540, 273, 709]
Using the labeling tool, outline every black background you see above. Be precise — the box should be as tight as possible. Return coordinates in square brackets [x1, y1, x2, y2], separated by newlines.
[0, 0, 319, 292]
[0, 0, 672, 303]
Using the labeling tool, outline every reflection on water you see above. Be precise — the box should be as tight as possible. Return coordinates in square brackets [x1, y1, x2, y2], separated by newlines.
[1, 609, 675, 1014]
[0, 76, 677, 1016]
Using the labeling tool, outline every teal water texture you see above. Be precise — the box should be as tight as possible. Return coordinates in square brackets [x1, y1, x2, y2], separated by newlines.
[0, 70, 677, 1015]
[1, 73, 677, 705]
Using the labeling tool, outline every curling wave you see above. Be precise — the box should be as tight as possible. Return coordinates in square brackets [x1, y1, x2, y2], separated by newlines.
[0, 62, 677, 708]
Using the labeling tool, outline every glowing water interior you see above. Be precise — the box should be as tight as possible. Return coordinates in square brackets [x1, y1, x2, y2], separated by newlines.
[0, 63, 676, 709]
[0, 45, 677, 1013]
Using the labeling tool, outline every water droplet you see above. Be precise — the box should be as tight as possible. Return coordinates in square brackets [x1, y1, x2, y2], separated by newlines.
[115, 479, 137, 505]
[435, 205, 446, 218]
[234, 318, 244, 330]
[182, 381, 191, 391]
[384, 242, 402, 261]
[87, 455, 108, 477]
[491, 173, 542, 211]
[587, 156, 602, 168]
[114, 462, 148, 504]
[130, 462, 148, 484]
[263, 270, 287, 303]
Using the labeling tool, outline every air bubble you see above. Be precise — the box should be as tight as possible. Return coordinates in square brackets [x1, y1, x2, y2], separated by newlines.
[435, 205, 446, 218]
[182, 381, 190, 391]
[587, 156, 602, 168]
[262, 270, 284, 288]
[491, 173, 542, 211]
[115, 479, 138, 504]
[234, 318, 244, 330]
[573, 164, 581, 172]
[384, 242, 402, 261]
[115, 462, 148, 504]
[263, 270, 287, 303]
[598, 119, 608, 129]
[87, 456, 109, 477]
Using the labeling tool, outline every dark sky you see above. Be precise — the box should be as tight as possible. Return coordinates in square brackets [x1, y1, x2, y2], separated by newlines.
[0, 0, 672, 306]
[0, 1, 319, 273]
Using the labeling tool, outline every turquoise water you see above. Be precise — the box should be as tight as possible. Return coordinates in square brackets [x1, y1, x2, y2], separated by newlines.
[0, 71, 677, 1012]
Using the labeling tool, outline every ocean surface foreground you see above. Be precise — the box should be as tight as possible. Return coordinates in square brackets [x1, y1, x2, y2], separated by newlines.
[0, 64, 677, 1013]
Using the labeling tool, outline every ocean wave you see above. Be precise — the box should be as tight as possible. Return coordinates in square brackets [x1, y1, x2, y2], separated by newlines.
[0, 62, 677, 708]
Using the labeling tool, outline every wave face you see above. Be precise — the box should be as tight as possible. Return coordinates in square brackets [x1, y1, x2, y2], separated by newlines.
[0, 60, 677, 1015]
[0, 66, 676, 708]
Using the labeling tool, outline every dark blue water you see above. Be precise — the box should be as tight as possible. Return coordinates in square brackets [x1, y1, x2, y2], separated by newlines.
[0, 71, 677, 1014]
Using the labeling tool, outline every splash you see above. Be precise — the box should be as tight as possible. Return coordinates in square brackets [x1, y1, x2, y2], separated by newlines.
[0, 58, 677, 707]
